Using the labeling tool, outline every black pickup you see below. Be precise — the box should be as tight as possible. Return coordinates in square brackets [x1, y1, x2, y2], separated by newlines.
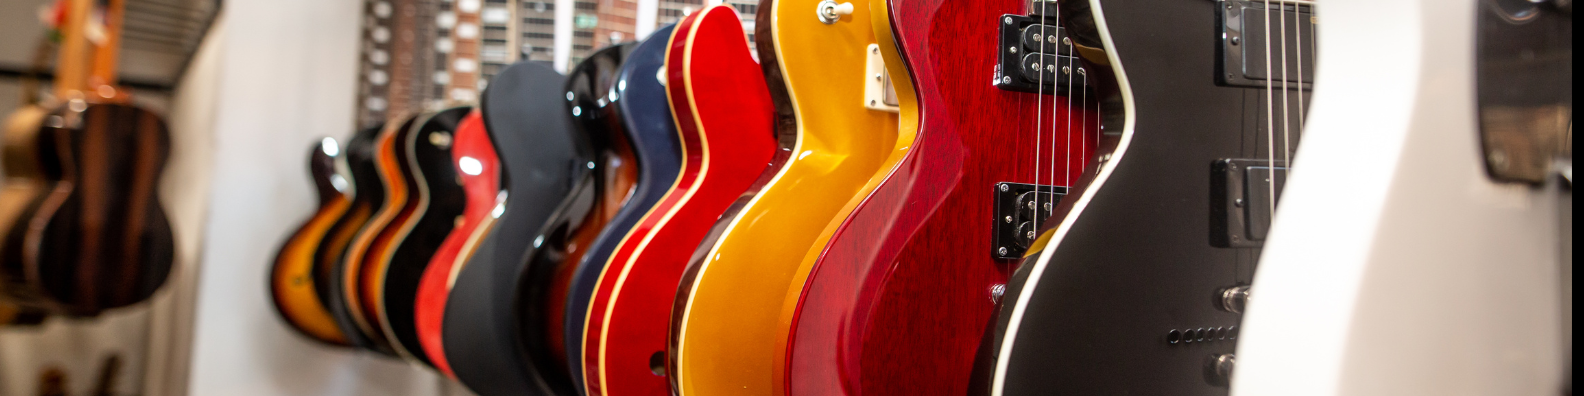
[995, 14, 1084, 94]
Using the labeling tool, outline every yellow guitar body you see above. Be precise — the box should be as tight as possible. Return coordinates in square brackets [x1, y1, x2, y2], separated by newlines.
[671, 0, 916, 394]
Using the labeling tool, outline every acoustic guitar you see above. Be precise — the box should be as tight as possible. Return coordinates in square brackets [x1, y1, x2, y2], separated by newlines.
[663, 0, 905, 394]
[441, 61, 583, 395]
[1236, 0, 1569, 393]
[516, 43, 637, 395]
[22, 0, 175, 316]
[413, 109, 498, 377]
[269, 138, 353, 345]
[316, 123, 386, 349]
[990, 0, 1314, 394]
[585, 5, 782, 395]
[374, 106, 471, 365]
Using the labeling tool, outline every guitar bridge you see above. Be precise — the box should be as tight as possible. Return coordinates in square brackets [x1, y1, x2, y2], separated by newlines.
[994, 182, 1068, 259]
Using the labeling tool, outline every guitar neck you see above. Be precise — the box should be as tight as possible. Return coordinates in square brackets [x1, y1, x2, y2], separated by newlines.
[88, 0, 127, 96]
[53, 0, 94, 99]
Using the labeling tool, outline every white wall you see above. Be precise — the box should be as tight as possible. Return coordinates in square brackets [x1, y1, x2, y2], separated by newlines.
[185, 1, 447, 394]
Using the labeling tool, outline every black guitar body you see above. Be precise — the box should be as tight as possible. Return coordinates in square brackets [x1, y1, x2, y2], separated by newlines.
[382, 107, 470, 365]
[443, 61, 586, 395]
[515, 43, 635, 395]
[993, 0, 1312, 394]
[32, 103, 174, 316]
[318, 123, 385, 349]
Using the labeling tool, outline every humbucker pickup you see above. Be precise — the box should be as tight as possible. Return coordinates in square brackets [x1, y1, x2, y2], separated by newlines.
[994, 182, 1068, 259]
[995, 14, 1084, 94]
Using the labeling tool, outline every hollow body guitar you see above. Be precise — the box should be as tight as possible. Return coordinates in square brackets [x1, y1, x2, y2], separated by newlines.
[551, 24, 682, 396]
[29, 103, 175, 316]
[318, 123, 386, 349]
[784, 0, 1098, 394]
[992, 0, 1314, 394]
[530, 44, 638, 396]
[270, 138, 352, 345]
[377, 106, 471, 366]
[340, 116, 417, 354]
[571, 6, 780, 396]
[414, 109, 498, 377]
[442, 61, 583, 396]
[666, 0, 904, 394]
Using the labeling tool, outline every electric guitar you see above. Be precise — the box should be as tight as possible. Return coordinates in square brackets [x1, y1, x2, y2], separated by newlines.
[781, 0, 1098, 393]
[270, 138, 353, 345]
[991, 0, 1315, 394]
[413, 109, 498, 377]
[574, 6, 782, 395]
[666, 0, 906, 394]
[549, 24, 684, 396]
[514, 43, 638, 396]
[376, 106, 471, 366]
[442, 60, 584, 395]
[1234, 0, 1570, 393]
[317, 123, 386, 349]
[340, 115, 416, 354]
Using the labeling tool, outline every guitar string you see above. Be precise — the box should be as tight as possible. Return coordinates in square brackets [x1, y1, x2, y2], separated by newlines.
[1279, 0, 1292, 188]
[1057, 31, 1074, 219]
[1079, 67, 1087, 186]
[1294, 4, 1307, 154]
[1032, 0, 1049, 234]
[1263, 0, 1276, 227]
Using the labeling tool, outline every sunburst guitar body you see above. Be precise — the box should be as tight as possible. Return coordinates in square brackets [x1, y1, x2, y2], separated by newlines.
[666, 0, 907, 394]
[270, 138, 353, 345]
[576, 6, 780, 396]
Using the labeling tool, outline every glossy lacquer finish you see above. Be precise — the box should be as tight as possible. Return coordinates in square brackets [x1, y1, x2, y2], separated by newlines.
[414, 110, 498, 377]
[340, 116, 415, 353]
[443, 61, 582, 396]
[270, 139, 352, 345]
[789, 0, 1099, 394]
[378, 106, 470, 366]
[993, 0, 1307, 394]
[670, 0, 903, 394]
[535, 44, 638, 396]
[318, 123, 386, 349]
[562, 24, 683, 396]
[592, 6, 779, 396]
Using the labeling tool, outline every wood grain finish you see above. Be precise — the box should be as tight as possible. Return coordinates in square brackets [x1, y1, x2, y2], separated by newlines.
[786, 0, 1099, 394]
[340, 116, 415, 353]
[270, 140, 352, 345]
[0, 106, 51, 307]
[663, 0, 904, 395]
[581, 6, 779, 396]
[414, 110, 497, 377]
[30, 103, 175, 316]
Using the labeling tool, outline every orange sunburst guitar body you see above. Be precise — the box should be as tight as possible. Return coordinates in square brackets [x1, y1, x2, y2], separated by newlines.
[576, 5, 779, 396]
[666, 0, 911, 394]
[270, 139, 353, 345]
[414, 109, 499, 376]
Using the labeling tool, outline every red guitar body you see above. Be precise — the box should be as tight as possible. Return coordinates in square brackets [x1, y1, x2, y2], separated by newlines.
[580, 7, 777, 396]
[787, 0, 1098, 394]
[414, 110, 497, 377]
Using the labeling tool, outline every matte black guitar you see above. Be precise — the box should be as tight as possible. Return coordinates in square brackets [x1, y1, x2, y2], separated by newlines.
[442, 61, 587, 395]
[990, 0, 1315, 394]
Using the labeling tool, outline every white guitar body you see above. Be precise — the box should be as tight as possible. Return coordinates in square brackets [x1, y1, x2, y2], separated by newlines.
[1232, 0, 1571, 394]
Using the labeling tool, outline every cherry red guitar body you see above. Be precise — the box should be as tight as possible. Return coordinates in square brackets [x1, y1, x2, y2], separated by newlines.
[579, 7, 778, 396]
[787, 0, 1099, 394]
[413, 109, 497, 376]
